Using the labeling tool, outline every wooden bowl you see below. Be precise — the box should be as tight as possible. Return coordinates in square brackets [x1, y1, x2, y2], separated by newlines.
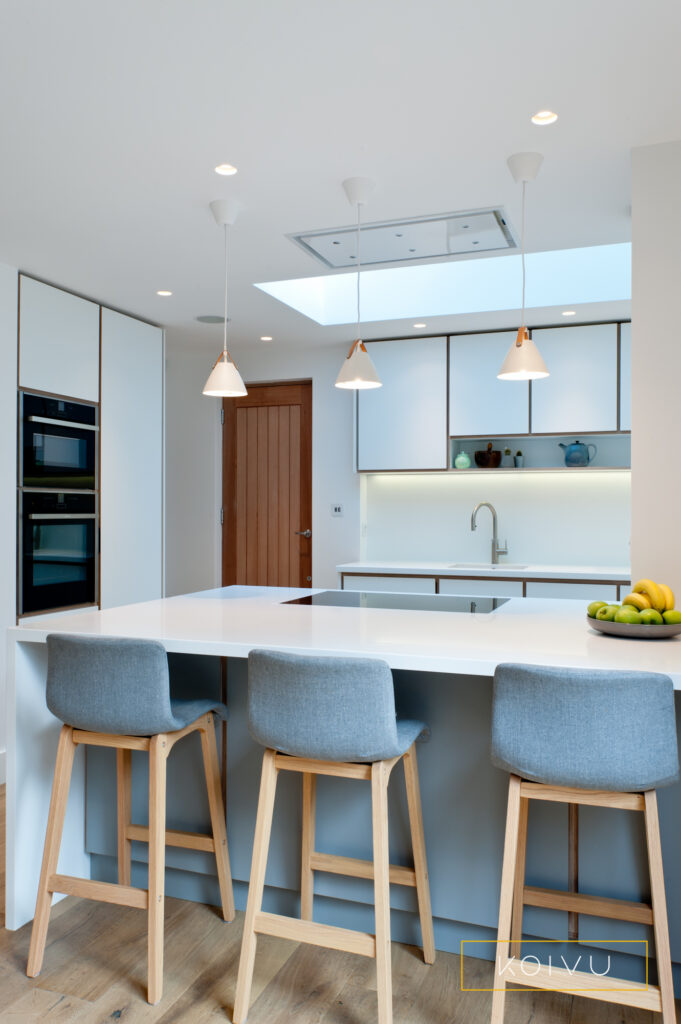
[474, 449, 502, 468]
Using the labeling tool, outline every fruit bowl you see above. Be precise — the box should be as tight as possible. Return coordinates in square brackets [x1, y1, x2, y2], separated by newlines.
[587, 616, 681, 640]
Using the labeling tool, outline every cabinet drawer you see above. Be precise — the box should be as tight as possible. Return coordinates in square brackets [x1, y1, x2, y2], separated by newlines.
[525, 582, 620, 601]
[341, 575, 436, 594]
[438, 578, 523, 598]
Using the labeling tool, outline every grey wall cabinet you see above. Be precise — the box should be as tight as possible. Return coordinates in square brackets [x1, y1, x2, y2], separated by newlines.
[449, 331, 529, 436]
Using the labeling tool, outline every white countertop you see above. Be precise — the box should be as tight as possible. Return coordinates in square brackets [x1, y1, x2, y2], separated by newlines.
[336, 561, 631, 581]
[11, 584, 680, 686]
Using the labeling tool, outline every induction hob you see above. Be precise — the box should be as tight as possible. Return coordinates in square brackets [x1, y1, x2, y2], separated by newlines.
[283, 591, 508, 613]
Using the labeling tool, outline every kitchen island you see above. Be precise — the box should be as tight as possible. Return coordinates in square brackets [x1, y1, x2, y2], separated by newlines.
[7, 586, 681, 990]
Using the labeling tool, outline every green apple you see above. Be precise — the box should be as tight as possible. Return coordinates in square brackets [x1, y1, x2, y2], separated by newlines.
[596, 604, 620, 621]
[639, 609, 664, 625]
[587, 601, 608, 619]
[614, 605, 642, 624]
[663, 610, 681, 624]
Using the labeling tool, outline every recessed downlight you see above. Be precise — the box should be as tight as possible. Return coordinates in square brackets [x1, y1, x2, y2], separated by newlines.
[260, 335, 273, 342]
[156, 290, 172, 296]
[214, 163, 238, 176]
[531, 110, 558, 125]
[413, 323, 427, 329]
[562, 310, 576, 317]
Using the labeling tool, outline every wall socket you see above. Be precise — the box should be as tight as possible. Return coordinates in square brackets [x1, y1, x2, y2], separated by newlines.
[331, 503, 344, 517]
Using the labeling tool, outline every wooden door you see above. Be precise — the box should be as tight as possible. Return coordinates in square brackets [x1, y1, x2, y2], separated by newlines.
[222, 381, 312, 587]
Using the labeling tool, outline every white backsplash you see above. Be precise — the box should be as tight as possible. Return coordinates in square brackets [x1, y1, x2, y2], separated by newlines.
[362, 471, 631, 567]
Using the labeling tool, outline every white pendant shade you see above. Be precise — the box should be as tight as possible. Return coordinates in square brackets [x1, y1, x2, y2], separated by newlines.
[335, 339, 382, 390]
[202, 350, 247, 396]
[497, 327, 549, 381]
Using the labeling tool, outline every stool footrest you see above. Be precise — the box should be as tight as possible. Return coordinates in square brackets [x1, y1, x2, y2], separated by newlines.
[125, 823, 215, 853]
[254, 911, 376, 958]
[498, 958, 661, 1012]
[309, 851, 416, 887]
[523, 885, 653, 925]
[519, 782, 645, 811]
[49, 874, 148, 910]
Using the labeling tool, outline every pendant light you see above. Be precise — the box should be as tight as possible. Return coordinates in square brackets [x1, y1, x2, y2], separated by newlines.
[335, 177, 382, 390]
[497, 152, 549, 381]
[202, 198, 247, 397]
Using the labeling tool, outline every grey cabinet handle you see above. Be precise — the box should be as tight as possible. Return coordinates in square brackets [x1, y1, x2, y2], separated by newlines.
[295, 529, 312, 538]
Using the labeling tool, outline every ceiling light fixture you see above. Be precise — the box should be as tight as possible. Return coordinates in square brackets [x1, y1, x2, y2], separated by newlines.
[215, 163, 238, 176]
[260, 335, 273, 342]
[202, 199, 247, 398]
[531, 110, 558, 125]
[498, 152, 549, 381]
[562, 310, 576, 317]
[156, 290, 172, 296]
[335, 177, 382, 390]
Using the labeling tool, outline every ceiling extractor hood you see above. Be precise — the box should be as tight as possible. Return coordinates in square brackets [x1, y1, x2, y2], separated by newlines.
[289, 207, 516, 269]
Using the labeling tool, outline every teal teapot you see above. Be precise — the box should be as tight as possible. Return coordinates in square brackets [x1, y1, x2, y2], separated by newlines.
[558, 440, 597, 467]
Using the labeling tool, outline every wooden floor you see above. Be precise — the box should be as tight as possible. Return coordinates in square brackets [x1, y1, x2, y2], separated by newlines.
[0, 785, 676, 1023]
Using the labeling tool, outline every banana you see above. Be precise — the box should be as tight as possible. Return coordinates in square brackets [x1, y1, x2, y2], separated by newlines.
[632, 578, 667, 613]
[623, 592, 651, 611]
[659, 583, 675, 612]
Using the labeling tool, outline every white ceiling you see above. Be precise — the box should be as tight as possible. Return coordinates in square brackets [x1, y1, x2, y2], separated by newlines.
[1, 0, 680, 352]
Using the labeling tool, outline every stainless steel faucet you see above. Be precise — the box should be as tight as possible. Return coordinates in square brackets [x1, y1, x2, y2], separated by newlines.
[471, 502, 508, 564]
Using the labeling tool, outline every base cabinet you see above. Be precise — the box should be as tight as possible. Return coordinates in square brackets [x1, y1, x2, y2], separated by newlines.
[525, 582, 620, 601]
[438, 578, 524, 598]
[342, 575, 436, 594]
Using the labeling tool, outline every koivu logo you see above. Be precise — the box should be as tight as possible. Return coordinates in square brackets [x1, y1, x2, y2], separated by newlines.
[497, 954, 612, 978]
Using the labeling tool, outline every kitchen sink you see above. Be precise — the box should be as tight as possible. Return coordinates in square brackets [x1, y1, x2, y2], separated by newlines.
[448, 562, 528, 570]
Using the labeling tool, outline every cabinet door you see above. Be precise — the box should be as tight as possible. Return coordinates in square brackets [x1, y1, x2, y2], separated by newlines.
[619, 323, 631, 431]
[449, 332, 529, 436]
[357, 338, 447, 470]
[530, 324, 618, 434]
[438, 577, 523, 597]
[342, 575, 436, 594]
[525, 581, 619, 601]
[100, 310, 164, 609]
[19, 277, 100, 401]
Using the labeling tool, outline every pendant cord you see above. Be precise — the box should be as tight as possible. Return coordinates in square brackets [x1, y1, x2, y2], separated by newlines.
[356, 201, 361, 339]
[223, 224, 229, 356]
[520, 180, 526, 329]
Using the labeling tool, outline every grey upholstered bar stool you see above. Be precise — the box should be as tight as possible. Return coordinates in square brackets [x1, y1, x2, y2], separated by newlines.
[27, 635, 235, 1004]
[490, 663, 679, 1024]
[233, 650, 435, 1024]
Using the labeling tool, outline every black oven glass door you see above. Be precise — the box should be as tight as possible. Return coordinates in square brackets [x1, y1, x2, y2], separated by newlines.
[21, 393, 97, 490]
[20, 497, 97, 615]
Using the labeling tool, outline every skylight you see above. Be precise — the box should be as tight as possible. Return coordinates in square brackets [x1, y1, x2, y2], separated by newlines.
[256, 243, 631, 326]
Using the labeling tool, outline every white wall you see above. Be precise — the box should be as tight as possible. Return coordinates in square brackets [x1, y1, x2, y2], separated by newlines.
[363, 471, 631, 567]
[631, 140, 681, 593]
[163, 336, 361, 593]
[0, 263, 18, 783]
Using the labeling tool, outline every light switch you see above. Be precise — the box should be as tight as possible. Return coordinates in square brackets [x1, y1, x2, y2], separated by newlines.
[331, 503, 344, 517]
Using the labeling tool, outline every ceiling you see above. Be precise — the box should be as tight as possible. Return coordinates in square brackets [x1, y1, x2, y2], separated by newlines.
[1, 0, 680, 352]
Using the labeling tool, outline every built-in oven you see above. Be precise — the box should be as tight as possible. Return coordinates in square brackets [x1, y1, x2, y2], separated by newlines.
[18, 490, 98, 616]
[20, 391, 98, 491]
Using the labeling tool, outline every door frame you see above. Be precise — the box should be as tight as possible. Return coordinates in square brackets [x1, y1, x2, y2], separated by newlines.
[221, 379, 312, 587]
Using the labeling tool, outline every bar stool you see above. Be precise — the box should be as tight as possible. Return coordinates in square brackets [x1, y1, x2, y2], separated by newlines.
[27, 634, 235, 1004]
[490, 663, 679, 1024]
[233, 649, 435, 1024]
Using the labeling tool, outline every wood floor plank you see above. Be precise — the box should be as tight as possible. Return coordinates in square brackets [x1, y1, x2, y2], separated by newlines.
[0, 985, 91, 1021]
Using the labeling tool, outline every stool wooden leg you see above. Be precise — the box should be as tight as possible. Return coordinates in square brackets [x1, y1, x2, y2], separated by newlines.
[491, 774, 522, 1024]
[301, 772, 316, 920]
[510, 795, 529, 958]
[27, 725, 77, 978]
[372, 760, 393, 1024]
[199, 714, 235, 922]
[643, 790, 676, 1024]
[233, 749, 279, 1024]
[567, 803, 579, 940]
[402, 744, 435, 965]
[147, 734, 168, 1005]
[117, 749, 132, 886]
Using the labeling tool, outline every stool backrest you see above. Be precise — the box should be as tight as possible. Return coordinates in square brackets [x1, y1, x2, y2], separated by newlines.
[247, 649, 399, 761]
[46, 634, 176, 735]
[492, 663, 679, 792]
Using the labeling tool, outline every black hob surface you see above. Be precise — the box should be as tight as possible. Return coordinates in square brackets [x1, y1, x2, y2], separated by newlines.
[283, 590, 508, 613]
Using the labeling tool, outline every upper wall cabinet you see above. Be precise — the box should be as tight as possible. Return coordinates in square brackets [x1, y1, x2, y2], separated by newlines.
[530, 324, 618, 434]
[449, 331, 529, 436]
[619, 322, 631, 431]
[357, 338, 448, 470]
[19, 276, 100, 402]
[100, 309, 164, 610]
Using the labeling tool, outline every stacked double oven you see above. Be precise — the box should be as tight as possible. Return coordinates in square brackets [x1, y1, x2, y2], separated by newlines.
[18, 392, 99, 617]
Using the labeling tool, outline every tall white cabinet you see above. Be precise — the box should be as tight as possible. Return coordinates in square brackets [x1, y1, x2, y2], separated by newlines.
[100, 310, 164, 609]
[357, 337, 448, 470]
